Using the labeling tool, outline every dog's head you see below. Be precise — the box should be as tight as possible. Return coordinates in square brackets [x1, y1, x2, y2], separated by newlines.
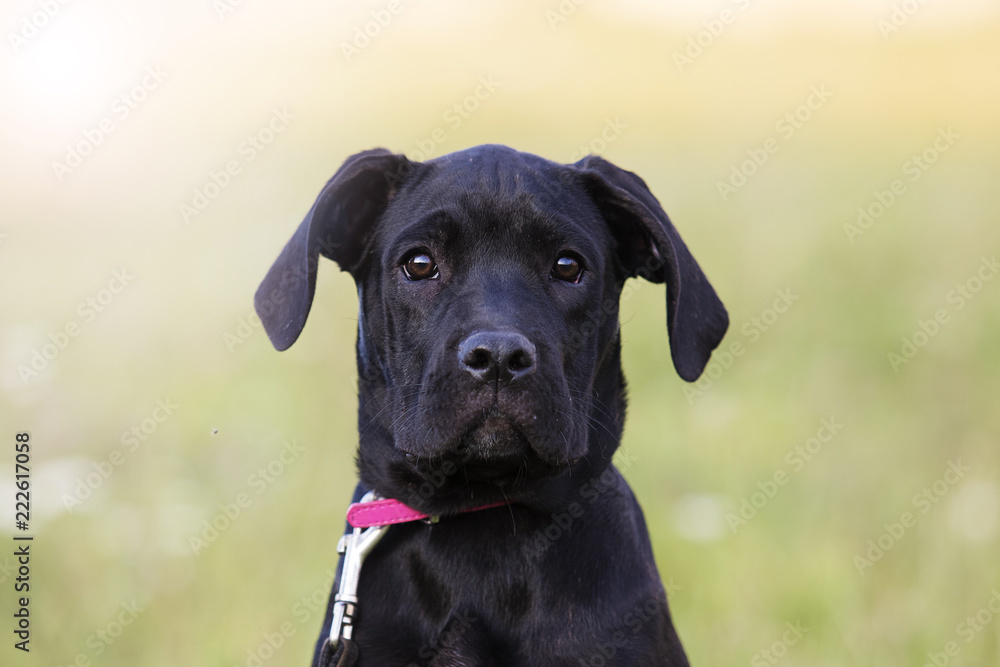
[256, 145, 727, 513]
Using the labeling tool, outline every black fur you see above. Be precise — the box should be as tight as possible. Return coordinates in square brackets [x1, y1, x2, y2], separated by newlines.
[255, 145, 728, 666]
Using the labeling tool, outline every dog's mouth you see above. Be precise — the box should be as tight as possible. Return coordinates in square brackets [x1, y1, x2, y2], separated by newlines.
[395, 413, 566, 509]
[455, 412, 531, 461]
[454, 450, 551, 487]
[432, 416, 556, 484]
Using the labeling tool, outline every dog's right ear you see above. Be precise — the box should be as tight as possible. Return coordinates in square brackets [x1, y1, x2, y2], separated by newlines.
[254, 149, 412, 351]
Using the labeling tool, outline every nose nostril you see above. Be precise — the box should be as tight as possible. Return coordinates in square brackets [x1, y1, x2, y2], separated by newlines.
[466, 348, 492, 371]
[507, 351, 533, 372]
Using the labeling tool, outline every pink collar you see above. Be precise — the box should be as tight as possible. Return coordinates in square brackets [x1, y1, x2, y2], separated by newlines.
[346, 496, 507, 528]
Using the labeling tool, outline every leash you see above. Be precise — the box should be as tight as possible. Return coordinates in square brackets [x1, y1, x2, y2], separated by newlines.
[317, 492, 506, 667]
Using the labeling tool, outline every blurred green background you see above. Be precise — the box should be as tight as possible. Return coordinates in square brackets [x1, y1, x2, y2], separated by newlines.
[2, 0, 999, 665]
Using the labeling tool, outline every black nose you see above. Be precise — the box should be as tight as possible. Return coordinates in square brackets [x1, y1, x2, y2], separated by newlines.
[458, 331, 536, 385]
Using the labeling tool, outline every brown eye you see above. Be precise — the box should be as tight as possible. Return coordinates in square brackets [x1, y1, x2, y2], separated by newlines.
[402, 252, 438, 281]
[552, 255, 583, 283]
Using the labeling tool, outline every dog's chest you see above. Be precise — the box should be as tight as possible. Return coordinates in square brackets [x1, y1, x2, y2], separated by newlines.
[348, 513, 666, 666]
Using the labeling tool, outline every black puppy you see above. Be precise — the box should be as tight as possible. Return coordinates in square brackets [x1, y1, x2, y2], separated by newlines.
[255, 145, 728, 666]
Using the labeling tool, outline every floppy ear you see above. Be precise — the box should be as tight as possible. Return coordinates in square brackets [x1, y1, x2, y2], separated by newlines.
[573, 155, 729, 382]
[254, 148, 412, 351]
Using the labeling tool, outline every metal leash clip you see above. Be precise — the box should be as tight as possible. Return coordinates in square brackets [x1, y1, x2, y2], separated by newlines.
[328, 491, 388, 650]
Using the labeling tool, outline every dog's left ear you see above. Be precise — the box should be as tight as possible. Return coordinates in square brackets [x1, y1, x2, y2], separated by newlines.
[572, 155, 729, 382]
[254, 148, 412, 351]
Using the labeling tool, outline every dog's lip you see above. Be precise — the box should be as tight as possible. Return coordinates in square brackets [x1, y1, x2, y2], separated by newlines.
[404, 445, 555, 486]
[460, 454, 536, 481]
